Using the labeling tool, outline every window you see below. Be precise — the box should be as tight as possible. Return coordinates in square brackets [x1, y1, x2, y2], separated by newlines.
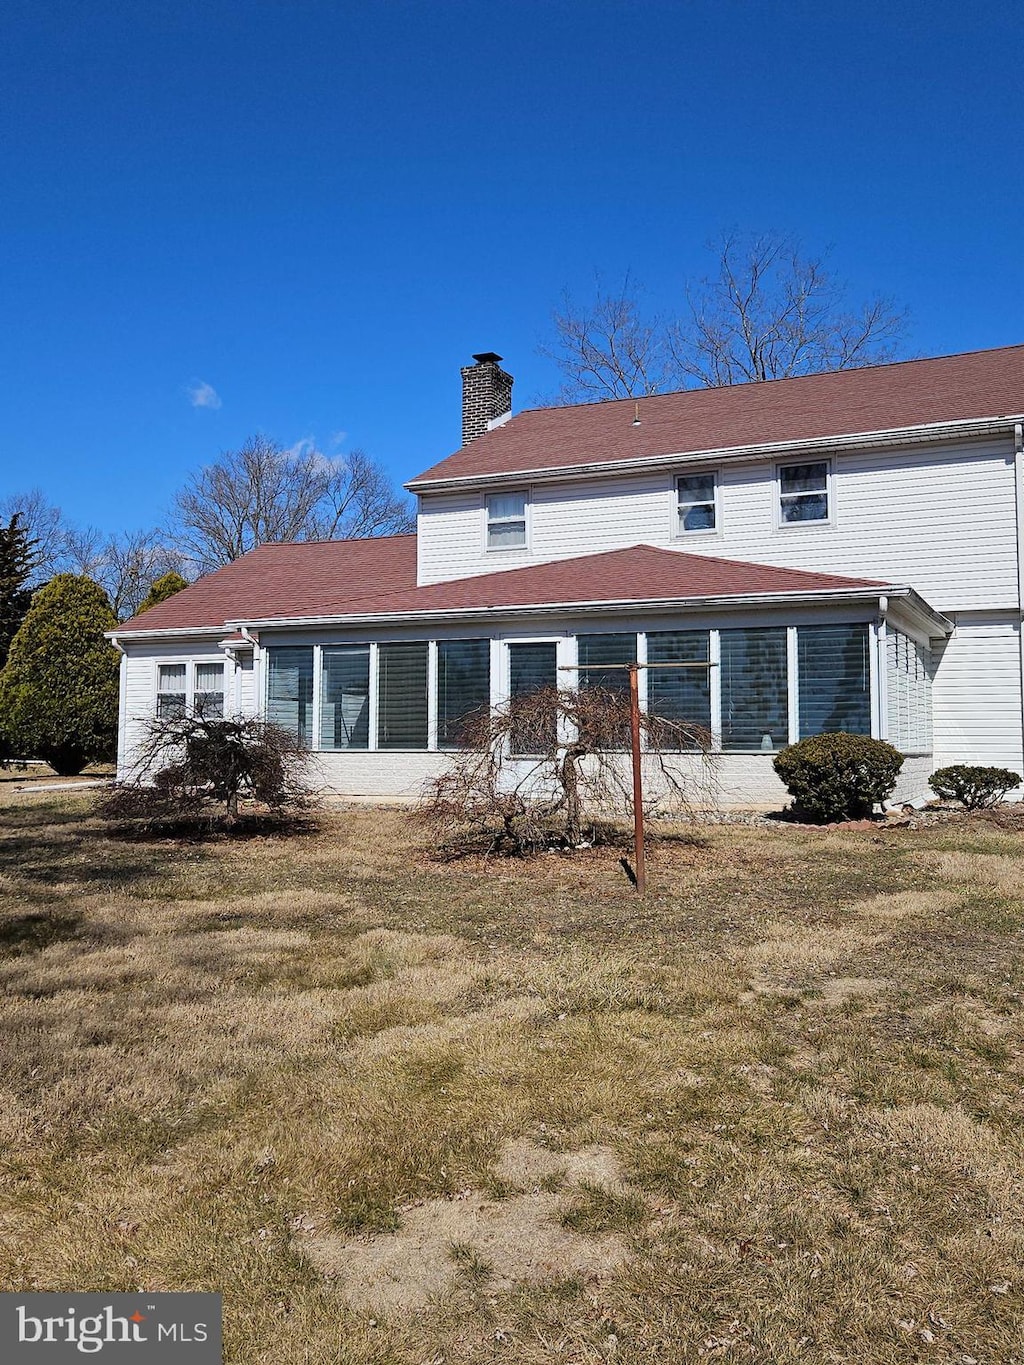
[577, 633, 637, 694]
[676, 472, 717, 534]
[646, 631, 712, 745]
[798, 624, 870, 737]
[437, 639, 490, 749]
[266, 647, 314, 745]
[720, 627, 788, 751]
[320, 646, 370, 750]
[156, 664, 187, 719]
[378, 642, 428, 749]
[486, 491, 527, 550]
[779, 461, 829, 523]
[194, 662, 225, 718]
[508, 641, 558, 754]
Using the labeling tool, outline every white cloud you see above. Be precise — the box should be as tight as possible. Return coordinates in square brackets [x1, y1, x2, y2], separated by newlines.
[187, 379, 222, 410]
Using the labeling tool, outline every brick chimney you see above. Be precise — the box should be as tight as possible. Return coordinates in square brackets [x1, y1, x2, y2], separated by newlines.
[461, 352, 514, 445]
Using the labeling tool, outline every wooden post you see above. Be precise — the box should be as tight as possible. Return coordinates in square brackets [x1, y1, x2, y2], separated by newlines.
[629, 662, 646, 896]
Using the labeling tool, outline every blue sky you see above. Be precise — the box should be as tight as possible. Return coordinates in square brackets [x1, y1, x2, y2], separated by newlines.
[2, 0, 1023, 535]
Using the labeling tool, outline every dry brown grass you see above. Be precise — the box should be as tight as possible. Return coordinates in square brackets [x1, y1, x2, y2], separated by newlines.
[1, 790, 1023, 1362]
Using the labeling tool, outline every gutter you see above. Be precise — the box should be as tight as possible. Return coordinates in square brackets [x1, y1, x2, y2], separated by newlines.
[105, 625, 228, 644]
[406, 415, 1022, 493]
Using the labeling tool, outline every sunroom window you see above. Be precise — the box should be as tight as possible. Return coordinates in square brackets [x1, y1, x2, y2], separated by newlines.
[377, 642, 428, 749]
[798, 624, 870, 737]
[486, 491, 527, 549]
[266, 647, 313, 746]
[437, 639, 491, 749]
[320, 646, 370, 750]
[676, 472, 717, 533]
[720, 627, 788, 751]
[647, 631, 712, 746]
[779, 461, 829, 523]
[508, 641, 557, 754]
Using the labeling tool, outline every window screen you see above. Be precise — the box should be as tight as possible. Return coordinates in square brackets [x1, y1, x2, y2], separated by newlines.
[194, 661, 225, 718]
[156, 663, 187, 719]
[320, 646, 370, 750]
[647, 630, 712, 744]
[266, 647, 313, 745]
[508, 642, 557, 754]
[377, 642, 428, 749]
[437, 639, 490, 749]
[798, 624, 870, 737]
[720, 627, 788, 751]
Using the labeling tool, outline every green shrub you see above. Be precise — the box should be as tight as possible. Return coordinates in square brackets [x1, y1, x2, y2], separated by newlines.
[928, 764, 1021, 810]
[773, 731, 904, 824]
[0, 574, 119, 775]
[137, 570, 189, 615]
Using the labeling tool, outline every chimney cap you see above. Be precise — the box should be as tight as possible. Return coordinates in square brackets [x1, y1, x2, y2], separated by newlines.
[472, 351, 503, 366]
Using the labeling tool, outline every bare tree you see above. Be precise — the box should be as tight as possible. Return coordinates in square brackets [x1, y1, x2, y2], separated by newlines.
[422, 686, 717, 856]
[541, 232, 910, 403]
[63, 526, 186, 621]
[538, 274, 676, 402]
[0, 489, 67, 583]
[170, 437, 415, 573]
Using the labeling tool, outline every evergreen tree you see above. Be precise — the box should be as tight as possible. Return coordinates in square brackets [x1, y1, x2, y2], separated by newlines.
[137, 570, 189, 614]
[0, 513, 37, 671]
[0, 574, 119, 775]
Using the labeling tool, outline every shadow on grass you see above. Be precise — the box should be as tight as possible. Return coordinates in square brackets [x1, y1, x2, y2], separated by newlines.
[103, 812, 320, 844]
[0, 910, 84, 956]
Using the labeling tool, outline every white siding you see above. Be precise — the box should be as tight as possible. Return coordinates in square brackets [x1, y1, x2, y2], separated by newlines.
[119, 641, 230, 776]
[931, 614, 1024, 777]
[416, 437, 1017, 613]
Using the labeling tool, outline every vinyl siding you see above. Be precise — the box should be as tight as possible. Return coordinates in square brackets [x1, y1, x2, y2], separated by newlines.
[931, 614, 1024, 780]
[416, 437, 1017, 613]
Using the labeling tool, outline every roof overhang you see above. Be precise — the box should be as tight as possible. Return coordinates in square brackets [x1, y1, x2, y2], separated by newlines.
[406, 415, 1022, 493]
[224, 584, 952, 635]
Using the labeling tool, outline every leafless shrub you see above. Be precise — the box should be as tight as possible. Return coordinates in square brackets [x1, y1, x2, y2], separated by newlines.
[98, 714, 315, 838]
[423, 686, 717, 856]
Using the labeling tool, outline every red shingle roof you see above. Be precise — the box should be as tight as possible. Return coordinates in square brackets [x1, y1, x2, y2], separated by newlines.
[410, 344, 1024, 485]
[117, 539, 888, 635]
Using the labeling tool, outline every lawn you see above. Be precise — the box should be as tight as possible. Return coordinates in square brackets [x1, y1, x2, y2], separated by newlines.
[0, 792, 1022, 1363]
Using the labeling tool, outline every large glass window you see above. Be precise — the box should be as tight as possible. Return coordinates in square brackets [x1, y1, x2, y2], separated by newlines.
[377, 642, 428, 749]
[779, 461, 829, 523]
[486, 491, 527, 550]
[267, 647, 314, 745]
[437, 639, 490, 749]
[577, 633, 637, 694]
[508, 642, 558, 754]
[676, 472, 717, 533]
[194, 662, 225, 718]
[156, 663, 187, 719]
[798, 624, 870, 738]
[720, 628, 788, 751]
[647, 630, 712, 745]
[320, 646, 370, 750]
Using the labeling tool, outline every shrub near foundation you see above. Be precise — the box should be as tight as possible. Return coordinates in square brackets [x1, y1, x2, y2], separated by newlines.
[928, 764, 1022, 810]
[773, 731, 903, 824]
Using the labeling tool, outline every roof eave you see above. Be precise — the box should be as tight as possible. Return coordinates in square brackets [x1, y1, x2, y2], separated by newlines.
[227, 585, 906, 631]
[406, 415, 1022, 493]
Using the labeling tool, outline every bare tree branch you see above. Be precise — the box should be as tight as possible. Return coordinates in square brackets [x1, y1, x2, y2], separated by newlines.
[540, 233, 910, 402]
[169, 436, 414, 574]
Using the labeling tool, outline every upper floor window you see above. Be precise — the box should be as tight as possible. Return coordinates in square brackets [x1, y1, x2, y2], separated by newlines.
[486, 491, 527, 550]
[676, 472, 718, 534]
[779, 460, 829, 524]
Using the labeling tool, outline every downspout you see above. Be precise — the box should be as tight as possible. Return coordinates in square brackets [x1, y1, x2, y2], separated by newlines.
[110, 636, 127, 781]
[1015, 422, 1024, 773]
[875, 596, 889, 743]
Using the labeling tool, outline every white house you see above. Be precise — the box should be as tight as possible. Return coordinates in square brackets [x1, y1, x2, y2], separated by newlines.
[111, 345, 1024, 807]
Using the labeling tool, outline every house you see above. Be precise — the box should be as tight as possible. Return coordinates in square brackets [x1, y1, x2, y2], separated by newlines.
[111, 345, 1024, 807]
